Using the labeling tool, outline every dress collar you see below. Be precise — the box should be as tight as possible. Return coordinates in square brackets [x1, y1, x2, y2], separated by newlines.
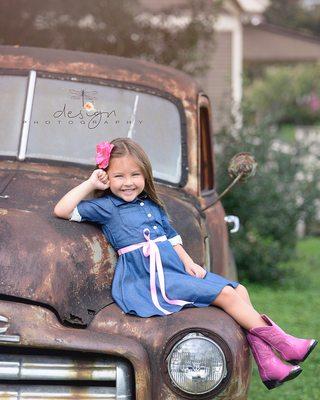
[109, 192, 148, 206]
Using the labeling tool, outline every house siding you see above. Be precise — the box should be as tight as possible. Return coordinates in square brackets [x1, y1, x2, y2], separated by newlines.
[244, 24, 320, 62]
[197, 32, 233, 131]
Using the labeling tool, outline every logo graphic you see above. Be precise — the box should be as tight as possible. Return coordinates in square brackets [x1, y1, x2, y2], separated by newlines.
[69, 89, 97, 110]
[51, 87, 119, 129]
[23, 87, 143, 129]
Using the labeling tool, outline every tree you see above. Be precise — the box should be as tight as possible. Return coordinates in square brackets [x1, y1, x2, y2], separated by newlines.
[0, 0, 222, 75]
[265, 0, 320, 37]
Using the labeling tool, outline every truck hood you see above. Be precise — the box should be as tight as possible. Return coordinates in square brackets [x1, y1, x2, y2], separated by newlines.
[0, 160, 204, 327]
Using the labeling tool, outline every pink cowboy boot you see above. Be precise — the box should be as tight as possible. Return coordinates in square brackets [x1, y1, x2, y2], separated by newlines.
[247, 332, 302, 390]
[249, 314, 318, 365]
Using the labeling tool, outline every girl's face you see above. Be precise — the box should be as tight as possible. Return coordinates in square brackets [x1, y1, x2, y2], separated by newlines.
[107, 155, 145, 202]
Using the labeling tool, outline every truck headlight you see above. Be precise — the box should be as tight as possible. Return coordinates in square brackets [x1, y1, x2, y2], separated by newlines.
[167, 332, 227, 395]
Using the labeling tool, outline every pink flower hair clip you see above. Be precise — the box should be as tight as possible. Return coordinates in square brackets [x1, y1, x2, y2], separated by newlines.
[95, 141, 114, 169]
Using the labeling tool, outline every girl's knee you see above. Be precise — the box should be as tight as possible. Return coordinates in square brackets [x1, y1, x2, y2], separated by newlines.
[236, 283, 248, 294]
[213, 285, 237, 306]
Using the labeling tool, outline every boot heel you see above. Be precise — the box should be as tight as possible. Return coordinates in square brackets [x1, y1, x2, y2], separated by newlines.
[287, 359, 299, 365]
[263, 366, 302, 390]
[263, 379, 282, 390]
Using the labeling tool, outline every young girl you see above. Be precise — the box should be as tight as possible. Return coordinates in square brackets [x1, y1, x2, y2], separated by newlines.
[54, 137, 317, 390]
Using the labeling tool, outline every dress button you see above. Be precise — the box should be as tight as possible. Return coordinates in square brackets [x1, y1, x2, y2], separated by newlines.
[153, 225, 157, 230]
[147, 213, 152, 217]
[140, 202, 144, 206]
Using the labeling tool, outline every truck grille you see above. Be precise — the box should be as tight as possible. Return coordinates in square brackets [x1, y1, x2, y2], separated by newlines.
[0, 350, 134, 399]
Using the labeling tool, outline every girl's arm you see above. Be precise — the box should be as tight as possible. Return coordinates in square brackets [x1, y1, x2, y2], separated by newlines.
[54, 169, 109, 219]
[173, 244, 206, 279]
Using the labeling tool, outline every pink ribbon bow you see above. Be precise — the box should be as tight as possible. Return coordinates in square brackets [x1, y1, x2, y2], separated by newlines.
[118, 228, 192, 315]
[95, 141, 114, 169]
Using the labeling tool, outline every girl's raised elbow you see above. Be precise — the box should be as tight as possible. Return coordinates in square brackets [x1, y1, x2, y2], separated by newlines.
[53, 204, 69, 219]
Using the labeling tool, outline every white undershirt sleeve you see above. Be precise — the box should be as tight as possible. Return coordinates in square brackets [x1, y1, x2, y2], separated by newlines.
[69, 206, 82, 222]
[168, 235, 183, 246]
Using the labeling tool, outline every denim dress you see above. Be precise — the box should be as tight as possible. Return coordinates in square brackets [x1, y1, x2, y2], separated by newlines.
[71, 192, 239, 317]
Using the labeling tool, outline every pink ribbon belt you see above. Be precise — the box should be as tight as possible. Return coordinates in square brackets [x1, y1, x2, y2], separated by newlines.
[117, 228, 192, 315]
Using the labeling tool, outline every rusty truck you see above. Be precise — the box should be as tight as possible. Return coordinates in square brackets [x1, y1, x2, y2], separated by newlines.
[0, 45, 250, 399]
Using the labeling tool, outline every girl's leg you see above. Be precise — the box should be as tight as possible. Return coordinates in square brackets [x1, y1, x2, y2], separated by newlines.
[213, 285, 317, 364]
[211, 285, 268, 330]
[235, 283, 253, 306]
[219, 285, 313, 389]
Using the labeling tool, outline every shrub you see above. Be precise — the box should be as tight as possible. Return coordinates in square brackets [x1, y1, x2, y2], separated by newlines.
[244, 63, 320, 126]
[216, 119, 319, 284]
[215, 63, 320, 284]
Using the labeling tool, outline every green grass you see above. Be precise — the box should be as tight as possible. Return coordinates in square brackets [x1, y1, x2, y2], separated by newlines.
[246, 237, 320, 400]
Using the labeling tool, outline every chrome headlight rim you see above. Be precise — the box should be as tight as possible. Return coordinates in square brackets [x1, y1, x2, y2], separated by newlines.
[167, 334, 227, 395]
[163, 328, 233, 399]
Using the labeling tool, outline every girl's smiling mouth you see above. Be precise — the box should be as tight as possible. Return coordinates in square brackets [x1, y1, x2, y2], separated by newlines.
[121, 188, 138, 197]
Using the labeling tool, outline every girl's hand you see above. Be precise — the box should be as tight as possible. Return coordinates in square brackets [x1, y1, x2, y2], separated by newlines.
[88, 169, 110, 191]
[185, 262, 207, 279]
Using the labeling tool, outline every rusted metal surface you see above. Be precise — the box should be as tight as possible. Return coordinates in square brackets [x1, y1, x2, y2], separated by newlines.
[0, 300, 250, 399]
[0, 46, 199, 98]
[205, 201, 231, 278]
[0, 160, 206, 327]
[196, 189, 231, 278]
[91, 303, 251, 400]
[0, 300, 151, 399]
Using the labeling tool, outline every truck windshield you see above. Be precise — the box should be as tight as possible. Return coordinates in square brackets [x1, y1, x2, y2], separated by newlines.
[0, 76, 28, 156]
[0, 75, 182, 184]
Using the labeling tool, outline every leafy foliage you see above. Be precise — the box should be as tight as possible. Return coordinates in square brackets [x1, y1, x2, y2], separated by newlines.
[265, 0, 320, 37]
[216, 89, 320, 283]
[0, 0, 221, 75]
[244, 63, 320, 126]
[217, 124, 296, 282]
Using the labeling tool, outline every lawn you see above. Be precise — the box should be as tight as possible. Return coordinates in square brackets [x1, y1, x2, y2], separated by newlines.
[246, 237, 320, 400]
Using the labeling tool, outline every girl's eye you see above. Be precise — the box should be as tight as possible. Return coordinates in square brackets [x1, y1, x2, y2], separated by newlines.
[133, 173, 141, 176]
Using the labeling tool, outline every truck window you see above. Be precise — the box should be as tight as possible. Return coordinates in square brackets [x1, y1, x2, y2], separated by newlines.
[0, 75, 28, 157]
[27, 77, 182, 183]
[0, 74, 183, 184]
[200, 103, 214, 192]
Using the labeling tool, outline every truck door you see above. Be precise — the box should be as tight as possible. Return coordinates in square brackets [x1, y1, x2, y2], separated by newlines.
[198, 94, 233, 279]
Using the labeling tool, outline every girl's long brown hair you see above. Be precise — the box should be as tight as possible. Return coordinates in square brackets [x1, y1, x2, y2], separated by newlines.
[95, 138, 165, 209]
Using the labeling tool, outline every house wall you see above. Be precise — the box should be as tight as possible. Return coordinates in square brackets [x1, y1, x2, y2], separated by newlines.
[244, 24, 320, 62]
[196, 9, 243, 131]
[197, 31, 233, 131]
